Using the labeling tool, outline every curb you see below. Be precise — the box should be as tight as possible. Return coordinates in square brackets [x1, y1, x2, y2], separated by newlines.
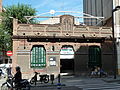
[30, 83, 66, 87]
[102, 79, 120, 83]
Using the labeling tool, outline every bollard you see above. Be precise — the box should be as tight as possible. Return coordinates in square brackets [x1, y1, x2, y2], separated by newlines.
[57, 83, 61, 89]
[57, 74, 61, 89]
[58, 74, 61, 83]
[50, 74, 54, 84]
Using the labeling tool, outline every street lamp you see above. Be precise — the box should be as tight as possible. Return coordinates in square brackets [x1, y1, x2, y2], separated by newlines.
[112, 6, 120, 79]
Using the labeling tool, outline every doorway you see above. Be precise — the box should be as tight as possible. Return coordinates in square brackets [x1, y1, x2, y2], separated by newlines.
[88, 46, 101, 68]
[60, 59, 74, 74]
[60, 45, 74, 74]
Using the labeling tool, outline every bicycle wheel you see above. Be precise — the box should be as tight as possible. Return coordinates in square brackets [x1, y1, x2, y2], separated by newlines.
[44, 76, 49, 83]
[30, 78, 34, 84]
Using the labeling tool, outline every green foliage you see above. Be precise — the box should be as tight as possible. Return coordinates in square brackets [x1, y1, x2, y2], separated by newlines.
[0, 3, 37, 51]
[2, 3, 36, 34]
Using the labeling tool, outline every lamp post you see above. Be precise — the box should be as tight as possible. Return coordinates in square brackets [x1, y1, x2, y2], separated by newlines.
[112, 6, 120, 79]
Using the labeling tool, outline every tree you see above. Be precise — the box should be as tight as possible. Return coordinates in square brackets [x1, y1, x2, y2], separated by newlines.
[0, 3, 36, 51]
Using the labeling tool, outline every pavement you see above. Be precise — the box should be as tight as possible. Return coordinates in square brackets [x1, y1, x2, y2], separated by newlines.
[101, 75, 120, 83]
[1, 75, 120, 90]
[30, 75, 120, 90]
[31, 86, 82, 90]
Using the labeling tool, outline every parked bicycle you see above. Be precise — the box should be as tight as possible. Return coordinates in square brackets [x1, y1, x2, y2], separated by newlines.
[30, 72, 49, 85]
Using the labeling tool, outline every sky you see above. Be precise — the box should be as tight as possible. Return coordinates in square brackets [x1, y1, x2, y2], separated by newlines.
[3, 0, 83, 22]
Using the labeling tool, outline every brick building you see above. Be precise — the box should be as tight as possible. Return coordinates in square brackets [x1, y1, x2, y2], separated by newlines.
[12, 15, 114, 78]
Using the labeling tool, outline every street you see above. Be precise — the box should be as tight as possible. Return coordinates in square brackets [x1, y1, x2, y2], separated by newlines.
[62, 76, 120, 90]
[1, 75, 120, 90]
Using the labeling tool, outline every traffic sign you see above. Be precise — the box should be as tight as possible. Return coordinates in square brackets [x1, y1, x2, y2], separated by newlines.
[6, 51, 13, 56]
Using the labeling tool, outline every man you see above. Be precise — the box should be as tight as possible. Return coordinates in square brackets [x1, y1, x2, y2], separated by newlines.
[1, 66, 22, 89]
[13, 66, 22, 86]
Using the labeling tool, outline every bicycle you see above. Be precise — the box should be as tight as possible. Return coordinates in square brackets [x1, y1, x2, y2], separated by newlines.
[30, 72, 49, 85]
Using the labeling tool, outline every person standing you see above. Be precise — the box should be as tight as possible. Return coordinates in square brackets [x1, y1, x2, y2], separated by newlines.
[6, 65, 12, 77]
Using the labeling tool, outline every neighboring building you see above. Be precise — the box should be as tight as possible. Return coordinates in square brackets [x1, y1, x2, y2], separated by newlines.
[113, 0, 120, 75]
[83, 0, 113, 26]
[83, 0, 120, 75]
[12, 15, 113, 78]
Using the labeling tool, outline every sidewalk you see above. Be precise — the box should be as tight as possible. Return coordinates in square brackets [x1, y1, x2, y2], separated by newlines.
[30, 77, 66, 87]
[31, 86, 82, 90]
[1, 75, 120, 89]
[102, 75, 120, 83]
[60, 75, 120, 84]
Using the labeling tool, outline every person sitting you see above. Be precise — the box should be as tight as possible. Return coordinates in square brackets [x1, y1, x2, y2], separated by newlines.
[97, 67, 107, 77]
[90, 66, 98, 77]
[13, 66, 22, 87]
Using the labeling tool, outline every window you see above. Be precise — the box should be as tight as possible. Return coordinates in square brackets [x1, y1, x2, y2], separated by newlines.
[30, 45, 46, 68]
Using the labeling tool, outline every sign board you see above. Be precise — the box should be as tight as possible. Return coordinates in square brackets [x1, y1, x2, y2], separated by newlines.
[6, 51, 13, 56]
[49, 57, 56, 66]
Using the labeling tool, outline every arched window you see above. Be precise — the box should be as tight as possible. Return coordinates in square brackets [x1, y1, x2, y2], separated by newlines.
[88, 46, 101, 68]
[30, 45, 46, 68]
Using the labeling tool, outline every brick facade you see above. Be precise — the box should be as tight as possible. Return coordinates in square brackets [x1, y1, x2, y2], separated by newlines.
[12, 15, 114, 79]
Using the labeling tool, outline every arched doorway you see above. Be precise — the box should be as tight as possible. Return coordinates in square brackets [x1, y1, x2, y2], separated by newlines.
[60, 45, 74, 74]
[88, 46, 101, 68]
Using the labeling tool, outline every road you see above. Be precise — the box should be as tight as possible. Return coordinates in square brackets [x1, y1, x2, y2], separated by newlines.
[1, 76, 120, 90]
[62, 76, 120, 90]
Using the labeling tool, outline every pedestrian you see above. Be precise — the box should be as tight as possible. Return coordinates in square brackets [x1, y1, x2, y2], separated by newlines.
[13, 66, 22, 87]
[6, 65, 12, 77]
